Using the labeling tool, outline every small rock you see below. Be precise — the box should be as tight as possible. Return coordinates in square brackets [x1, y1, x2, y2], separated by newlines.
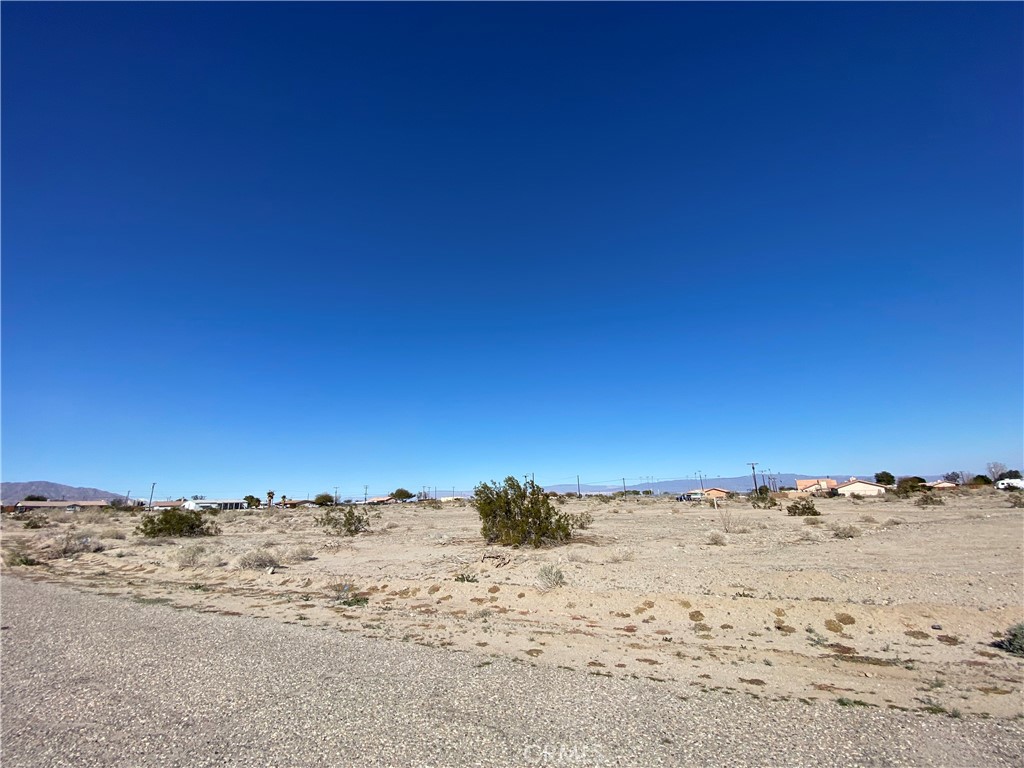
[266, 567, 275, 575]
[931, 624, 942, 630]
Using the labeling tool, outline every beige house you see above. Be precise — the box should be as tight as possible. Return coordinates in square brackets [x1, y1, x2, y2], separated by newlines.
[703, 487, 731, 500]
[796, 479, 838, 494]
[836, 478, 887, 497]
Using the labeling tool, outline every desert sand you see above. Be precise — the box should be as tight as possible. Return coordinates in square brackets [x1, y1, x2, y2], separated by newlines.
[3, 488, 1022, 719]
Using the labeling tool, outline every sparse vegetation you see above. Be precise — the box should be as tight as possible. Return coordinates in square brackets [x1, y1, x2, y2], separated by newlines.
[474, 476, 590, 548]
[537, 564, 566, 591]
[236, 549, 280, 570]
[314, 492, 336, 507]
[1008, 492, 1024, 509]
[993, 623, 1024, 657]
[831, 524, 861, 539]
[281, 545, 314, 563]
[454, 573, 478, 583]
[915, 492, 944, 507]
[50, 532, 105, 558]
[3, 545, 41, 566]
[786, 498, 820, 517]
[171, 544, 207, 568]
[313, 506, 371, 536]
[707, 531, 728, 546]
[136, 508, 220, 538]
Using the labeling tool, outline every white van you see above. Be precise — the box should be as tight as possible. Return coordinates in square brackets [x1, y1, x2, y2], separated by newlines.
[995, 478, 1024, 490]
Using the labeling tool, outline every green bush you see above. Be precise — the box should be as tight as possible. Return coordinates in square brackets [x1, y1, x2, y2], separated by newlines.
[786, 498, 820, 516]
[474, 476, 589, 548]
[313, 506, 371, 536]
[895, 476, 927, 497]
[135, 508, 220, 538]
[751, 493, 778, 510]
[994, 623, 1024, 657]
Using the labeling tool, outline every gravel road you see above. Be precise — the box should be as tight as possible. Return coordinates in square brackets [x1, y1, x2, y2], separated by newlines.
[2, 576, 1021, 767]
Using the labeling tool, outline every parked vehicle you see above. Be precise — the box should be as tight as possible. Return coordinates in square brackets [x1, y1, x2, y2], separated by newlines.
[995, 478, 1024, 491]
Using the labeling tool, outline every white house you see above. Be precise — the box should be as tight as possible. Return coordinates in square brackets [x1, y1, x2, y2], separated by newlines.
[835, 478, 887, 497]
[181, 499, 248, 512]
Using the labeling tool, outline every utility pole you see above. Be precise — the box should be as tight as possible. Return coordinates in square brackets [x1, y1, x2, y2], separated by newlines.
[148, 483, 156, 511]
[760, 471, 767, 491]
[748, 462, 758, 495]
[697, 471, 705, 492]
[622, 478, 627, 496]
[577, 475, 581, 498]
[334, 486, 339, 505]
[363, 485, 368, 504]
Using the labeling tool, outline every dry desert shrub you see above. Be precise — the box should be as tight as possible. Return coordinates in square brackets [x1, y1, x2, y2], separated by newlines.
[3, 543, 42, 567]
[883, 518, 904, 527]
[718, 509, 736, 533]
[915, 493, 944, 508]
[20, 513, 49, 529]
[831, 524, 861, 539]
[172, 544, 207, 568]
[606, 548, 635, 563]
[1008, 493, 1024, 509]
[732, 526, 752, 534]
[280, 545, 314, 563]
[537, 564, 566, 591]
[566, 549, 589, 563]
[236, 549, 280, 570]
[858, 515, 878, 524]
[994, 623, 1024, 657]
[799, 529, 820, 542]
[216, 508, 253, 524]
[78, 509, 113, 524]
[48, 531, 105, 558]
[99, 527, 126, 540]
[804, 517, 823, 526]
[707, 531, 728, 546]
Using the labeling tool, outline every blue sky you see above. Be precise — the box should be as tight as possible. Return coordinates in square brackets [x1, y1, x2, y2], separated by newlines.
[3, 3, 1021, 500]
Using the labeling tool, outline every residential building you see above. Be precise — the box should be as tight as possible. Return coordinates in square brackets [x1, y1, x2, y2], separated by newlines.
[835, 478, 887, 497]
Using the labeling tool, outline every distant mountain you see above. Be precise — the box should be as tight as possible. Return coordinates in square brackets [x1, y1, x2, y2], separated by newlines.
[1, 481, 118, 505]
[543, 473, 942, 495]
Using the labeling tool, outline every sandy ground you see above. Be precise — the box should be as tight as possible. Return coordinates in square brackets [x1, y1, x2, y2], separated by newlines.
[3, 489, 1022, 720]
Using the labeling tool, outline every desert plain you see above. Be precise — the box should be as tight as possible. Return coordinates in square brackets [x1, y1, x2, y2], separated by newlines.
[2, 488, 1022, 720]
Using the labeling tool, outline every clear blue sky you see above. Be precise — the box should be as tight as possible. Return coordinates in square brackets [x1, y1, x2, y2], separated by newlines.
[3, 3, 1021, 500]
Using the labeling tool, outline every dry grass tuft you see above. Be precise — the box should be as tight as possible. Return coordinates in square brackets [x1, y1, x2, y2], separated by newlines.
[171, 544, 207, 569]
[236, 549, 280, 570]
[831, 524, 862, 539]
[537, 564, 566, 591]
[707, 531, 728, 546]
[280, 546, 315, 563]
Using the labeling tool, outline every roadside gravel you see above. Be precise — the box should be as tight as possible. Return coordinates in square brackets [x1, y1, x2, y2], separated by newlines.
[2, 576, 1021, 767]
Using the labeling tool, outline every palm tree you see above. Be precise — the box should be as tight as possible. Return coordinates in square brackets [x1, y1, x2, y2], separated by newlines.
[267, 490, 275, 507]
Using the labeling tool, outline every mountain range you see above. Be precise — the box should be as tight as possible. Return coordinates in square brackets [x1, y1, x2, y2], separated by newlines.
[1, 481, 119, 505]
